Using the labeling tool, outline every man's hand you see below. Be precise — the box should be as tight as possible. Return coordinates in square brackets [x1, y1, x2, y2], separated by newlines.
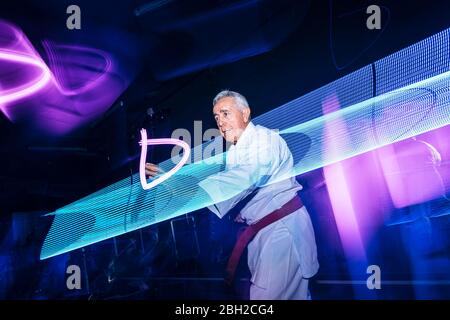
[145, 163, 163, 178]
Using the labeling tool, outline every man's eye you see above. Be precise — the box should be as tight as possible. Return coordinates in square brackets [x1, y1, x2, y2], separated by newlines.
[224, 112, 229, 117]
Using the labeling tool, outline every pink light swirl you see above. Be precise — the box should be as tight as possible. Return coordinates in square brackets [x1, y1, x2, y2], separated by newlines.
[139, 128, 191, 190]
[0, 50, 51, 105]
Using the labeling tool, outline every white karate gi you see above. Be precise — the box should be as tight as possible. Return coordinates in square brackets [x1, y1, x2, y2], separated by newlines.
[199, 122, 319, 299]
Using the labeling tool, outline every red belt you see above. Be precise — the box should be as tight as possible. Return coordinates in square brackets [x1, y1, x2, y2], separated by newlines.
[225, 196, 304, 285]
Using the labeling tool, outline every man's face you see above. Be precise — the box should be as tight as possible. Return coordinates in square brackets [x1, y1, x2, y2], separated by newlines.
[213, 97, 250, 143]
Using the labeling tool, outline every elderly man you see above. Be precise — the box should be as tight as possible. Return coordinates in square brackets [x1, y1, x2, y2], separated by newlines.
[146, 90, 319, 300]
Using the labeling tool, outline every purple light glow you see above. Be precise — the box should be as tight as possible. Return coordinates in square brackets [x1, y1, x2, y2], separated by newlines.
[139, 129, 191, 190]
[0, 20, 39, 56]
[41, 41, 124, 118]
[378, 125, 450, 209]
[0, 20, 133, 135]
[321, 94, 392, 260]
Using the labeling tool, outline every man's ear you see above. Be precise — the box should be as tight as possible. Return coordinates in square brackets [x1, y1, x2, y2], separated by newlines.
[243, 108, 251, 123]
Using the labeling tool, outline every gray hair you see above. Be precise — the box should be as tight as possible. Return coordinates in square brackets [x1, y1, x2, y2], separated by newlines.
[213, 90, 249, 111]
